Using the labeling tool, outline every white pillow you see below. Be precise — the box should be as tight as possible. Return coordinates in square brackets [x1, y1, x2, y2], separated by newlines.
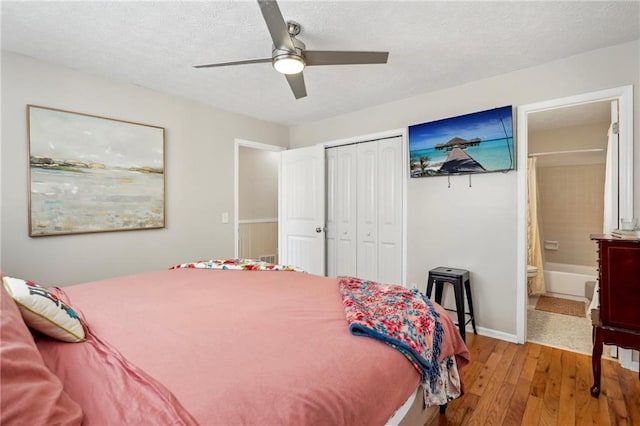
[2, 277, 85, 343]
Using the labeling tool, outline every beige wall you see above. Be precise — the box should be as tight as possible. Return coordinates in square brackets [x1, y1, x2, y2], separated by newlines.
[238, 147, 279, 220]
[529, 122, 610, 156]
[1, 52, 288, 286]
[289, 40, 640, 338]
[537, 164, 604, 267]
[238, 146, 279, 260]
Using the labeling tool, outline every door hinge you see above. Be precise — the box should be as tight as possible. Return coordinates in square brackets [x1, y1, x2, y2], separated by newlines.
[612, 122, 619, 134]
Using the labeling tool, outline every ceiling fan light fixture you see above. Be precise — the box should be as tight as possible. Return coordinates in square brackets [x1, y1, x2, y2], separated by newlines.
[273, 54, 305, 74]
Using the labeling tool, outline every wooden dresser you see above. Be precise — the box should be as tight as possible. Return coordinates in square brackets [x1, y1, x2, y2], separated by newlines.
[590, 234, 640, 397]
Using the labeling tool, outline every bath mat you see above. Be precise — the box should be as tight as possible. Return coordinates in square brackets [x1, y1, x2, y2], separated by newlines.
[535, 296, 586, 318]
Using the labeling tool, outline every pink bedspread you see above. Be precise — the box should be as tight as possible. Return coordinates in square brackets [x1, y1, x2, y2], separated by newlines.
[36, 315, 197, 425]
[37, 269, 468, 425]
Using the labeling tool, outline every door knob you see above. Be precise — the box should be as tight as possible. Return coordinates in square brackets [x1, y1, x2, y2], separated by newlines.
[316, 227, 322, 233]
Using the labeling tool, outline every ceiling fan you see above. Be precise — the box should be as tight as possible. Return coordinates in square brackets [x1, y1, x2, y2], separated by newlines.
[193, 0, 389, 99]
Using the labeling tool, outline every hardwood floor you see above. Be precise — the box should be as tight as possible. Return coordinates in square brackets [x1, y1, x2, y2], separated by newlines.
[427, 334, 640, 425]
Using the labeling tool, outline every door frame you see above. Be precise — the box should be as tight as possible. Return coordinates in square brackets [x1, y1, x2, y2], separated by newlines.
[320, 127, 409, 286]
[233, 139, 286, 258]
[515, 85, 634, 344]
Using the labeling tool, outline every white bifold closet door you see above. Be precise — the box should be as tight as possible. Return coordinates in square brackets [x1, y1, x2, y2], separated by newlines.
[375, 137, 403, 284]
[326, 145, 358, 278]
[327, 136, 402, 284]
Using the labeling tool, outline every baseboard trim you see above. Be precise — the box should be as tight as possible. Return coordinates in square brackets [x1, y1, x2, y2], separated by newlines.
[467, 326, 639, 373]
[619, 349, 640, 372]
[464, 325, 518, 344]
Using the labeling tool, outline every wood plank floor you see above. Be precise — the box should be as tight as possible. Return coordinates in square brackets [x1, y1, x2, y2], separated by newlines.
[427, 334, 640, 425]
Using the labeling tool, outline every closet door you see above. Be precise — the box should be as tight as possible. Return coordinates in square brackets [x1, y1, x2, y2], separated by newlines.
[357, 141, 379, 281]
[325, 148, 338, 277]
[377, 137, 403, 284]
[326, 145, 357, 277]
[328, 137, 404, 284]
[335, 145, 357, 277]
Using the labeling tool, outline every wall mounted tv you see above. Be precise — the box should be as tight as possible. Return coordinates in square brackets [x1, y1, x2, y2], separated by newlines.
[408, 105, 514, 178]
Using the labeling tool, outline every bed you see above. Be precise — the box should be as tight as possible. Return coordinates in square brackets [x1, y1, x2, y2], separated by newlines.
[1, 260, 470, 425]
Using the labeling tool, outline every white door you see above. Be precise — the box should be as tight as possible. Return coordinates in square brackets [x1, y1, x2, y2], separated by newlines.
[325, 148, 337, 277]
[335, 145, 358, 276]
[356, 141, 379, 281]
[377, 136, 403, 284]
[279, 145, 326, 275]
[326, 135, 405, 284]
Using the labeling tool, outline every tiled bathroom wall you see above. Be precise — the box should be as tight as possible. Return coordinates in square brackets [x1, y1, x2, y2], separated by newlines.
[537, 164, 604, 267]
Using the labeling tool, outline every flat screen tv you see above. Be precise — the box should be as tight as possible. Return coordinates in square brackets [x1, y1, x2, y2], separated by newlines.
[408, 105, 514, 178]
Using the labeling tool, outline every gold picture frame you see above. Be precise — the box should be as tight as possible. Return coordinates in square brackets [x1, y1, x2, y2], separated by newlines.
[28, 105, 165, 236]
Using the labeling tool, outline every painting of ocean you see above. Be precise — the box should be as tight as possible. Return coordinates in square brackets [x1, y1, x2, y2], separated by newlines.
[30, 168, 164, 235]
[409, 106, 514, 177]
[28, 106, 164, 236]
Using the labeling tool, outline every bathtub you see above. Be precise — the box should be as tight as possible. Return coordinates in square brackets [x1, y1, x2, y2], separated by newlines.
[544, 262, 597, 299]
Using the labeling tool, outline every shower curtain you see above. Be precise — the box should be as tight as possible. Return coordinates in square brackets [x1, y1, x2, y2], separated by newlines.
[591, 124, 615, 329]
[527, 157, 545, 295]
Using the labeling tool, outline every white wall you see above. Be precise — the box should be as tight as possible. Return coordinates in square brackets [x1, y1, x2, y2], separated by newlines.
[1, 52, 288, 286]
[289, 40, 640, 338]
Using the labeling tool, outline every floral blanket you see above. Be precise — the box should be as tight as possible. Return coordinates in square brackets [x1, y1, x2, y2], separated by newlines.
[339, 276, 443, 393]
[169, 258, 304, 272]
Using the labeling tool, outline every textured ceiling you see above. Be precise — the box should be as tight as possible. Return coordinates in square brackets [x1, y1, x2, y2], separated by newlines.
[2, 1, 639, 127]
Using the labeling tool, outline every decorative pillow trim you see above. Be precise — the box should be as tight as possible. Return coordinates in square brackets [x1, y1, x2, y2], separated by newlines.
[2, 277, 85, 343]
[12, 298, 85, 342]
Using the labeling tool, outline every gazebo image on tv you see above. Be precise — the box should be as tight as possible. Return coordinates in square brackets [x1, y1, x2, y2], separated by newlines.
[408, 105, 514, 178]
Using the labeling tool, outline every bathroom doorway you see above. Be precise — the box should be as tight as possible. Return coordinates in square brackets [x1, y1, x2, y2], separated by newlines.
[516, 85, 634, 350]
[525, 100, 611, 354]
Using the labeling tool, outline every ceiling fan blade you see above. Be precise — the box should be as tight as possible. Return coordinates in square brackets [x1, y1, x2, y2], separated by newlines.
[285, 72, 307, 99]
[257, 0, 296, 51]
[304, 51, 389, 66]
[193, 58, 272, 69]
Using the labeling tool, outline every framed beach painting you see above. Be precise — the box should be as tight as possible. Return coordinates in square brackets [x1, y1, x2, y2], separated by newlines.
[408, 105, 514, 178]
[28, 105, 165, 236]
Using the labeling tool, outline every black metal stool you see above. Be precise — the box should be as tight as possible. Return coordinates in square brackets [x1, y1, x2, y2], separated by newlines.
[426, 267, 477, 342]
